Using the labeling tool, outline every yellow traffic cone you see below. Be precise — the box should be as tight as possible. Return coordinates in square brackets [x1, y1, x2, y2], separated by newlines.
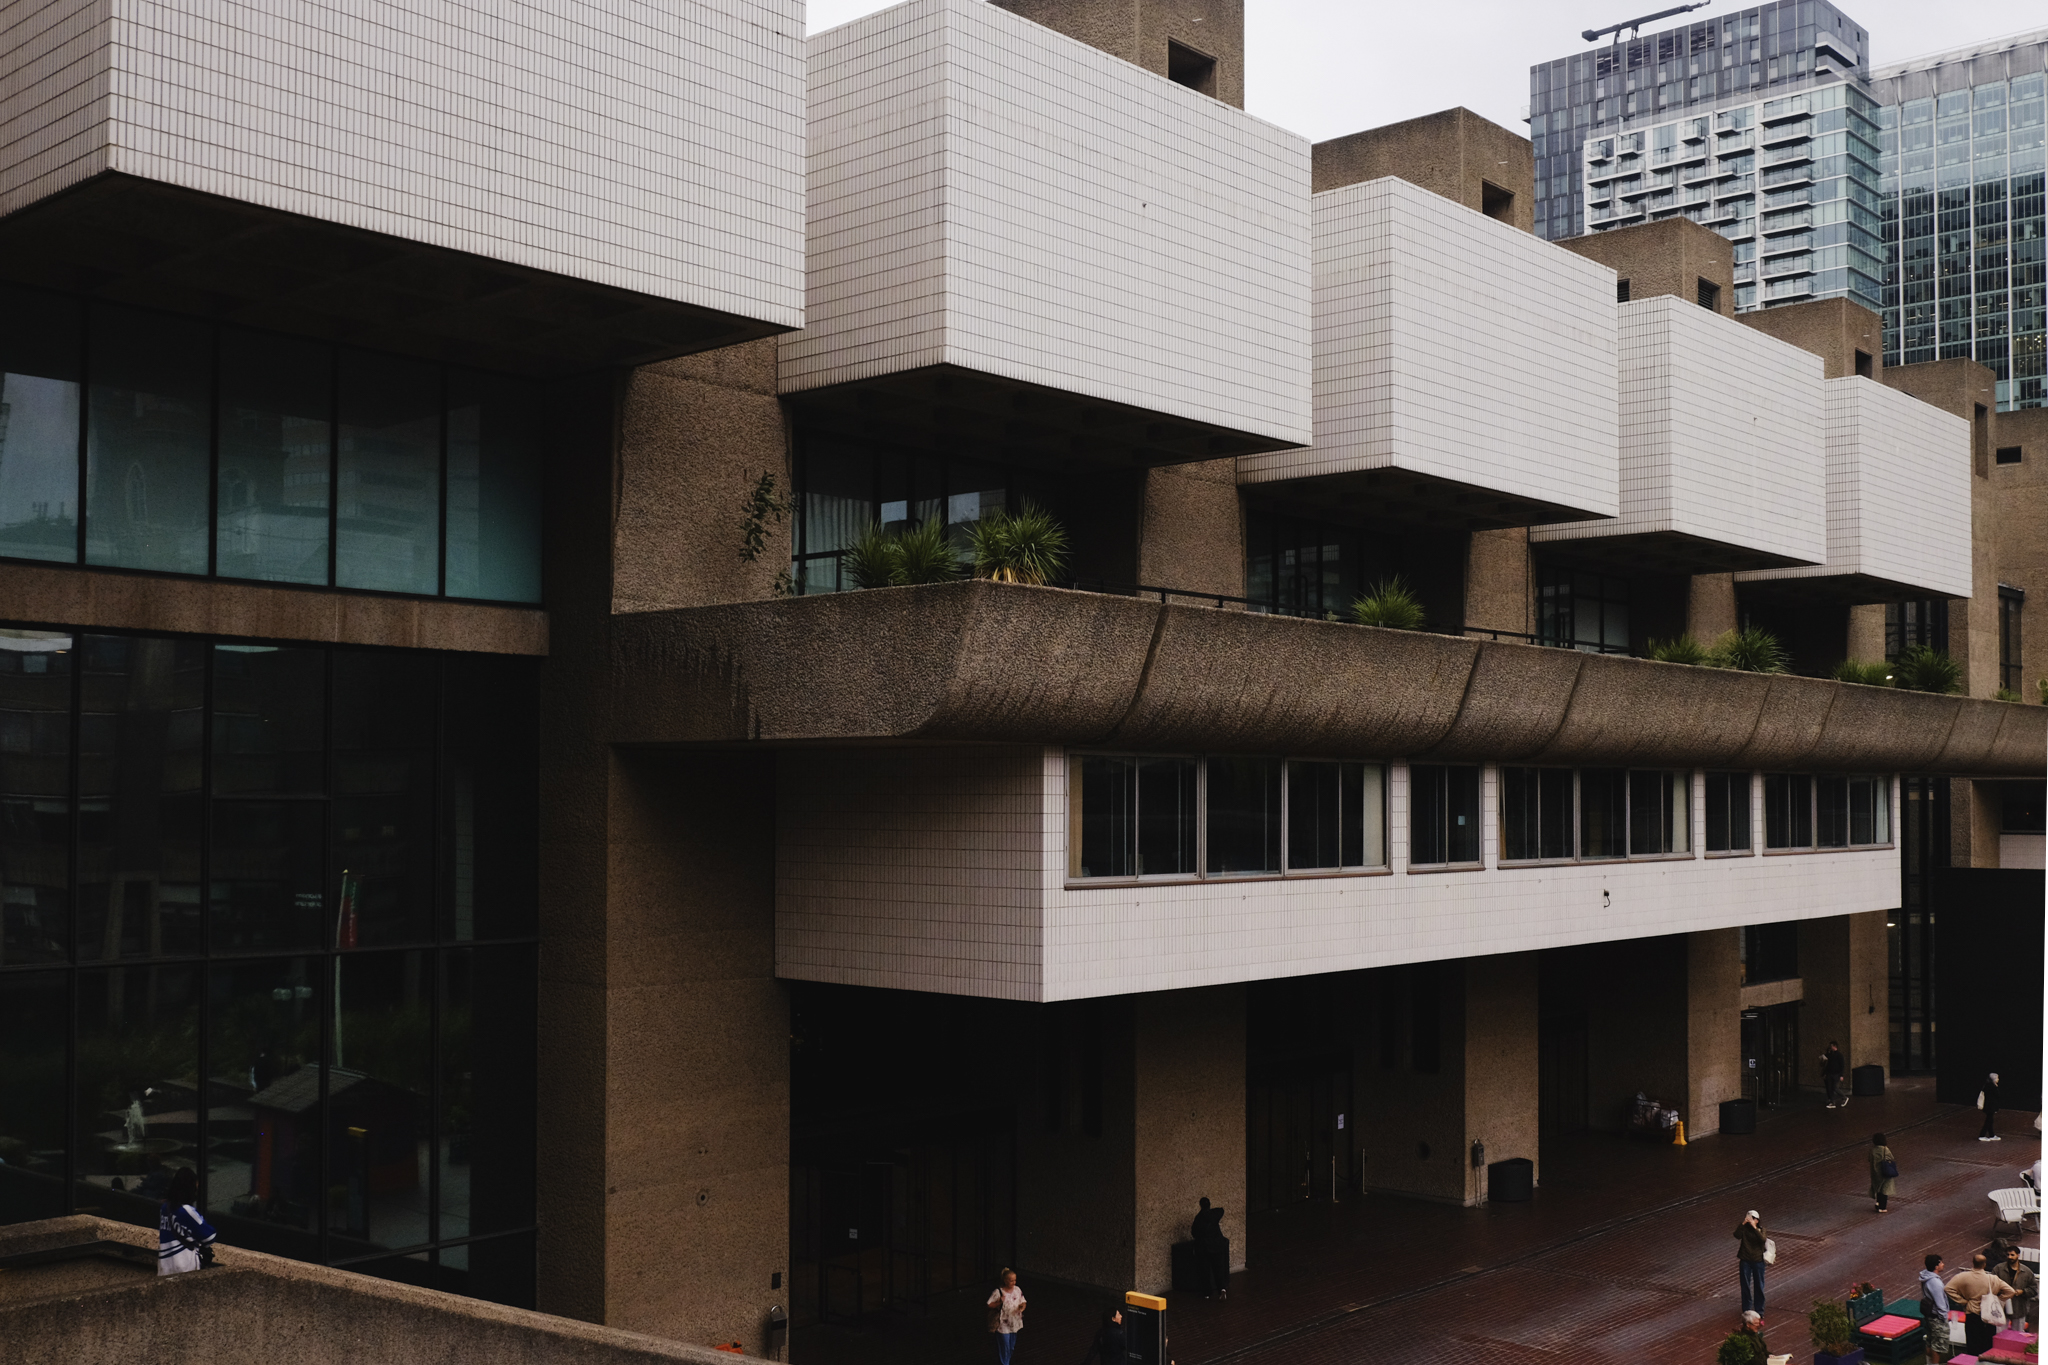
[1672, 1118, 1687, 1146]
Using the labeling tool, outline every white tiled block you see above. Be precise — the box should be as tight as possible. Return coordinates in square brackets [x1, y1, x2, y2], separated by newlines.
[1735, 377, 1972, 599]
[1237, 176, 1620, 520]
[780, 0, 1312, 446]
[1532, 295, 1826, 564]
[0, 0, 805, 327]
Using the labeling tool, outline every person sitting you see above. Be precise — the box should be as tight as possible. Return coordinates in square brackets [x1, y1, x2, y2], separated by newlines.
[157, 1167, 217, 1276]
[1191, 1197, 1228, 1300]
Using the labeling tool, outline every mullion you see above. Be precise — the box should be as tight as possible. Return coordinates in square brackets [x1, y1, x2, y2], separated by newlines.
[196, 640, 215, 1209]
[317, 645, 333, 1264]
[63, 634, 82, 1211]
[74, 300, 88, 565]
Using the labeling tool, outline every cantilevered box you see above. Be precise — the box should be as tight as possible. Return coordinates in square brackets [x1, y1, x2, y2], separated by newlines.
[1236, 176, 1619, 529]
[0, 0, 807, 371]
[1736, 376, 1973, 602]
[1531, 295, 1827, 573]
[778, 0, 1312, 465]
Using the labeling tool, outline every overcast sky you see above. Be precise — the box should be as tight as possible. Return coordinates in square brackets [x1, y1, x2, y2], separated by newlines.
[804, 0, 2048, 142]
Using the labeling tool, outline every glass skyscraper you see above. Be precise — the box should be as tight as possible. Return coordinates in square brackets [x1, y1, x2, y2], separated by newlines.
[1869, 32, 2048, 410]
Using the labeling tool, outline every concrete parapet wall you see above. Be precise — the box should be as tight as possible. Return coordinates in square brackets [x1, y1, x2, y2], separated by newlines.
[0, 1217, 758, 1365]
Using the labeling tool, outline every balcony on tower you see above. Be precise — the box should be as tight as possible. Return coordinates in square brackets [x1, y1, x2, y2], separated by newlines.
[777, 0, 1312, 467]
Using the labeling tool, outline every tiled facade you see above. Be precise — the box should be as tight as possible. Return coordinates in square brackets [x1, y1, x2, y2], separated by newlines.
[0, 0, 807, 324]
[779, 0, 1312, 446]
[1737, 375, 1973, 597]
[1238, 177, 1619, 520]
[1533, 294, 1827, 567]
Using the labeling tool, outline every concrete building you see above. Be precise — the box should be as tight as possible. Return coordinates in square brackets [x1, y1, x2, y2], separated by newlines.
[0, 0, 2043, 1360]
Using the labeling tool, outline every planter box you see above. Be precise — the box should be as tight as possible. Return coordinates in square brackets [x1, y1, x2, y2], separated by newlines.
[1816, 1349, 1867, 1365]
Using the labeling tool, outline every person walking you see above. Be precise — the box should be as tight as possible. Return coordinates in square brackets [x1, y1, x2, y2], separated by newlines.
[1191, 1196, 1229, 1300]
[1995, 1244, 2036, 1332]
[157, 1167, 217, 1276]
[1979, 1072, 2003, 1141]
[1868, 1132, 1898, 1213]
[1083, 1308, 1125, 1365]
[1946, 1252, 2017, 1356]
[1921, 1255, 1952, 1365]
[988, 1268, 1027, 1365]
[1821, 1042, 1848, 1109]
[1735, 1209, 1769, 1314]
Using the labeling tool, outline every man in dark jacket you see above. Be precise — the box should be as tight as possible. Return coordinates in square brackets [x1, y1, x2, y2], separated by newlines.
[1191, 1197, 1228, 1300]
[1821, 1042, 1847, 1108]
[1980, 1073, 2003, 1141]
[1735, 1210, 1768, 1314]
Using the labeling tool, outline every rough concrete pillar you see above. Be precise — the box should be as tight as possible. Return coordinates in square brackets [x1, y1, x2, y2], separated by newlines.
[1688, 574, 1738, 643]
[1846, 604, 1887, 664]
[1797, 911, 1891, 1088]
[1686, 929, 1743, 1137]
[1138, 459, 1244, 600]
[1463, 955, 1540, 1202]
[1465, 528, 1531, 637]
[1952, 778, 2004, 868]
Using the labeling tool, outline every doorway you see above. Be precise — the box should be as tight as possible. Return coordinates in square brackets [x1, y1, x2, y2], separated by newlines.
[1246, 1055, 1353, 1209]
[1539, 1012, 1591, 1136]
[1741, 1003, 1801, 1108]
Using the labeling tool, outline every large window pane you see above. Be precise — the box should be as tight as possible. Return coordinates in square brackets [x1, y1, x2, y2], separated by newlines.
[0, 284, 82, 562]
[796, 438, 873, 594]
[1410, 764, 1480, 866]
[443, 945, 536, 1240]
[1764, 774, 1813, 848]
[334, 653, 436, 946]
[1705, 772, 1752, 852]
[212, 645, 326, 796]
[1348, 762, 1387, 868]
[443, 654, 537, 940]
[1071, 755, 1136, 878]
[1287, 760, 1344, 871]
[73, 963, 201, 1230]
[1628, 770, 1690, 855]
[216, 329, 331, 585]
[1136, 759, 1197, 876]
[0, 631, 73, 964]
[208, 956, 320, 1259]
[1502, 767, 1573, 861]
[210, 800, 326, 953]
[1207, 756, 1280, 875]
[76, 636, 205, 960]
[440, 1230, 537, 1308]
[86, 305, 211, 574]
[337, 351, 440, 595]
[1817, 775, 1850, 847]
[328, 950, 433, 1259]
[0, 971, 68, 1222]
[1579, 768, 1626, 858]
[445, 370, 540, 603]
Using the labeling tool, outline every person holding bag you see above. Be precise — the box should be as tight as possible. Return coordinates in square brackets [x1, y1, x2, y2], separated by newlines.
[1735, 1209, 1770, 1315]
[1946, 1252, 2017, 1356]
[987, 1268, 1027, 1365]
[1869, 1132, 1898, 1213]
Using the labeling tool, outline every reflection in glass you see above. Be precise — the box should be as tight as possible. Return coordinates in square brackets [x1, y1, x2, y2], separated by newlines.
[796, 438, 873, 595]
[1069, 755, 1197, 878]
[216, 330, 331, 584]
[328, 951, 432, 1259]
[212, 645, 326, 795]
[1207, 756, 1280, 875]
[0, 971, 67, 1222]
[0, 631, 73, 964]
[86, 306, 211, 573]
[1851, 776, 1890, 845]
[1578, 768, 1626, 858]
[1501, 767, 1573, 861]
[337, 351, 440, 594]
[76, 636, 205, 960]
[0, 285, 82, 562]
[1705, 771, 1753, 852]
[1410, 764, 1480, 865]
[73, 964, 201, 1231]
[207, 957, 319, 1257]
[210, 801, 325, 952]
[445, 370, 541, 603]
[334, 653, 436, 946]
[1627, 770, 1690, 855]
[442, 655, 538, 940]
[443, 946, 536, 1241]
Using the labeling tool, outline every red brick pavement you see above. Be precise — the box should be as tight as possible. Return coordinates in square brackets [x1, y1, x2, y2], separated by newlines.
[792, 1079, 2040, 1365]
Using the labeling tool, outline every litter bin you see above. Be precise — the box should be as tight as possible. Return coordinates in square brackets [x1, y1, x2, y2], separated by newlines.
[1852, 1063, 1886, 1098]
[1488, 1157, 1534, 1203]
[1720, 1098, 1757, 1135]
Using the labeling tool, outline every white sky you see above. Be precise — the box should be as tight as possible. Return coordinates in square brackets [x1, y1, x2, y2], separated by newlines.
[802, 0, 2048, 143]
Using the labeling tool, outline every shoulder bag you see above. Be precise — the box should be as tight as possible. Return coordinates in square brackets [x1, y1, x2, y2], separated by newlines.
[1979, 1091, 1987, 1110]
[987, 1291, 1004, 1333]
[1763, 1238, 1777, 1265]
[1879, 1156, 1899, 1179]
[1982, 1288, 2008, 1327]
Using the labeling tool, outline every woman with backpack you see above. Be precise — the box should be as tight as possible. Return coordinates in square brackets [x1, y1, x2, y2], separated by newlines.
[1870, 1132, 1898, 1213]
[158, 1167, 217, 1275]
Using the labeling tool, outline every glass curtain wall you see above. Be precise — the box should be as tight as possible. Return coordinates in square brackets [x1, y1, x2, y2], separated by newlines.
[0, 629, 538, 1305]
[0, 285, 542, 601]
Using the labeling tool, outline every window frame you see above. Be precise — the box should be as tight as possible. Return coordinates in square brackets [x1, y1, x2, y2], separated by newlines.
[1764, 772, 1894, 852]
[1703, 770, 1756, 856]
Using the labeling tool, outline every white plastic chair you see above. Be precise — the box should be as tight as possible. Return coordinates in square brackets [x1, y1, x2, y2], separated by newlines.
[1990, 1187, 2039, 1233]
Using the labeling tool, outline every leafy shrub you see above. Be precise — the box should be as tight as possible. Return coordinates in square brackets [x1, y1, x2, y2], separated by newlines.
[1647, 635, 1708, 665]
[1808, 1298, 1855, 1356]
[1893, 644, 1961, 695]
[1351, 578, 1426, 631]
[2039, 677, 2048, 706]
[1705, 626, 1789, 674]
[892, 516, 961, 585]
[1716, 1330, 1762, 1365]
[1995, 687, 2022, 703]
[970, 503, 1069, 585]
[1831, 660, 1894, 687]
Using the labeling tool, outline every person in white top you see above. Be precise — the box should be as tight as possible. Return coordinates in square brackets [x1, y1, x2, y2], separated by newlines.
[987, 1267, 1027, 1365]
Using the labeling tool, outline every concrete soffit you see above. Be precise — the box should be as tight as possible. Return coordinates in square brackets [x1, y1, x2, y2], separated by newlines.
[606, 581, 2044, 777]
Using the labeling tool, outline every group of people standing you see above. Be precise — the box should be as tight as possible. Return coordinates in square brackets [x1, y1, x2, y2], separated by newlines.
[1922, 1248, 2036, 1359]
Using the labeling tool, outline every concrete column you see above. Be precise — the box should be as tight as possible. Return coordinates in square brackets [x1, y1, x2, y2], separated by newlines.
[1686, 929, 1743, 1137]
[1846, 604, 1888, 664]
[1138, 459, 1245, 600]
[1688, 574, 1738, 643]
[1797, 911, 1892, 1088]
[1465, 529, 1531, 638]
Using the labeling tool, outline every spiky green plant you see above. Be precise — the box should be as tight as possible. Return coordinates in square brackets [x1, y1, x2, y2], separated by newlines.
[970, 503, 1069, 585]
[1996, 687, 2022, 703]
[1350, 578, 1426, 631]
[842, 522, 899, 589]
[1893, 643, 1961, 695]
[1704, 626, 1789, 674]
[891, 516, 961, 585]
[1830, 659, 1895, 687]
[1647, 635, 1708, 665]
